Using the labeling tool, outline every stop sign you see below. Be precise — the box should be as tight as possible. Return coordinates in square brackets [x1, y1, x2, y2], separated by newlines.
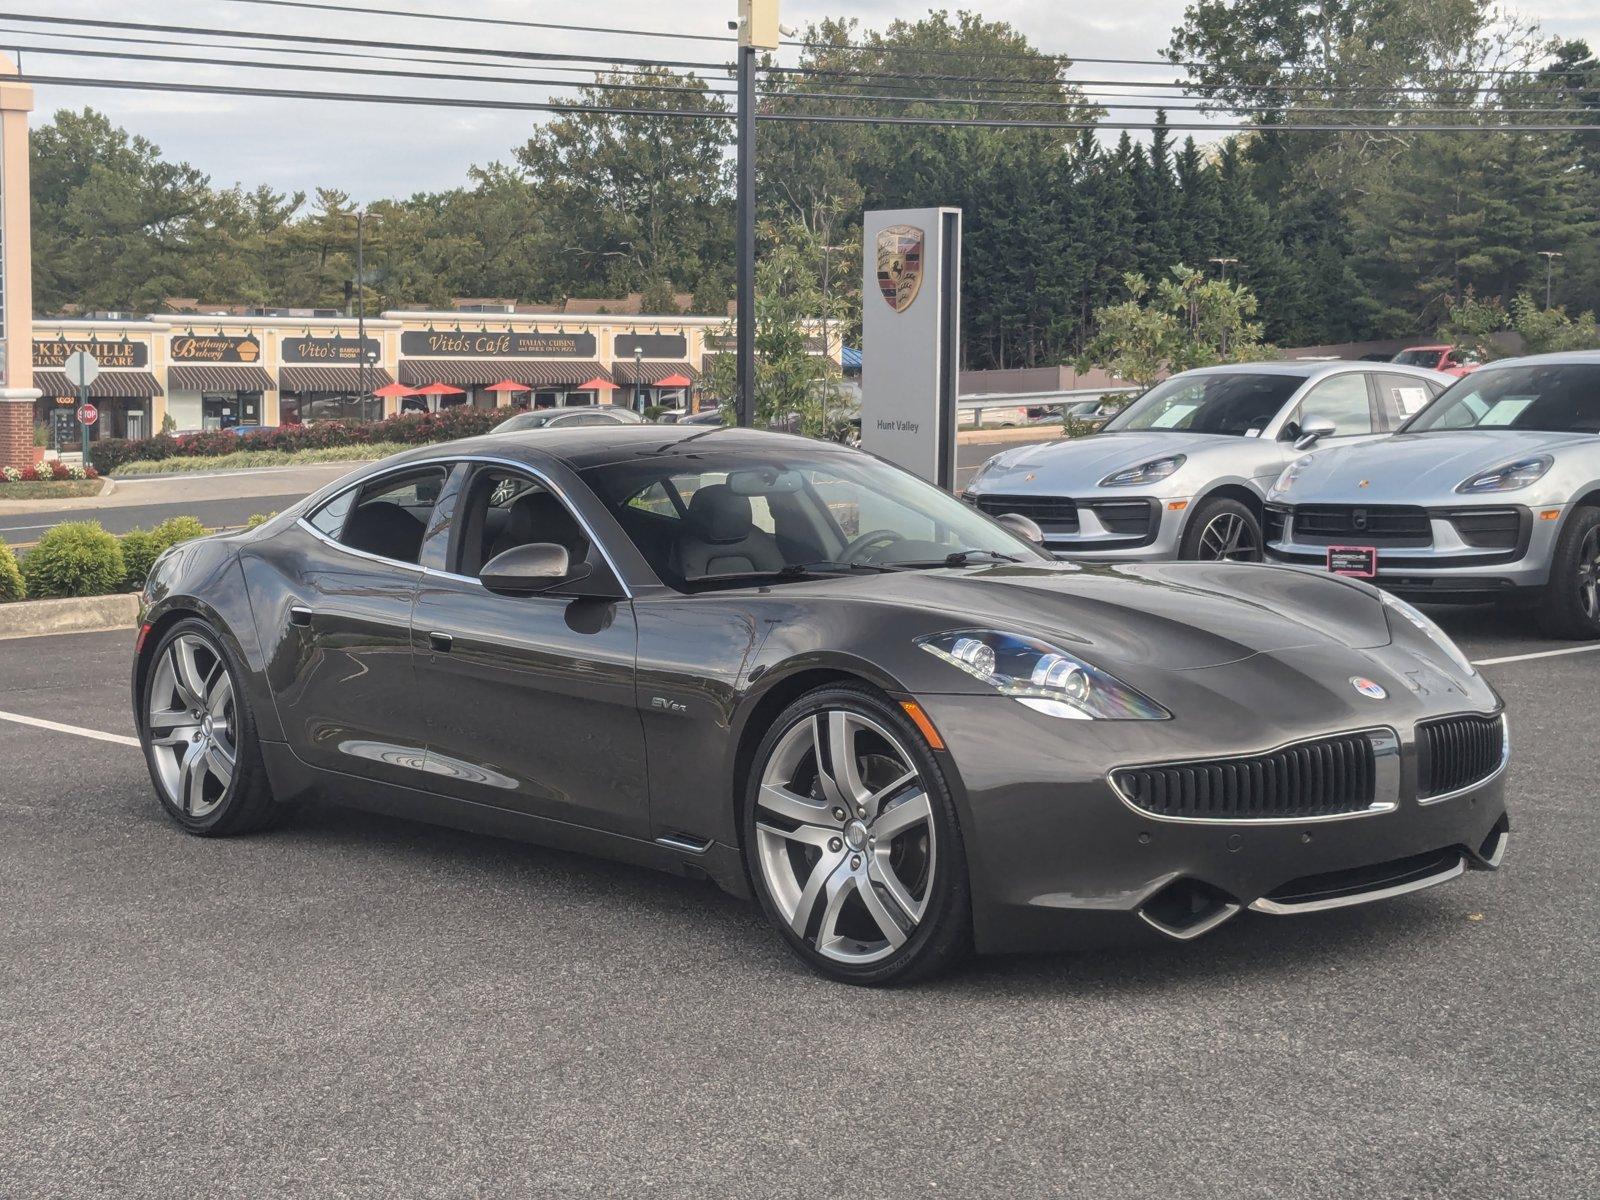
[78, 403, 99, 427]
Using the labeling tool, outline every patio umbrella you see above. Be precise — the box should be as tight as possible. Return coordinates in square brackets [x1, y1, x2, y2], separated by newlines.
[576, 377, 618, 392]
[415, 382, 466, 396]
[484, 380, 530, 394]
[371, 382, 417, 398]
[655, 374, 693, 389]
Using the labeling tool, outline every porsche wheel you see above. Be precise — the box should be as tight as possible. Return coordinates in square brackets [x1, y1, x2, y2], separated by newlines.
[140, 618, 281, 835]
[743, 685, 970, 985]
[1180, 497, 1262, 563]
[1538, 507, 1600, 640]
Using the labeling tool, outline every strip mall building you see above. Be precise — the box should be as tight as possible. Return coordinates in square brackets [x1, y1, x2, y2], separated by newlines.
[28, 306, 838, 443]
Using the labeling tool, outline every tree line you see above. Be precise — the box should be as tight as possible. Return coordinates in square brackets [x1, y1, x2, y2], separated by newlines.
[30, 4, 1600, 370]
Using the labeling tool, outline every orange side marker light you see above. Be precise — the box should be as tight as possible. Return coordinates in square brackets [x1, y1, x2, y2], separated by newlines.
[1539, 509, 1561, 521]
[900, 700, 946, 751]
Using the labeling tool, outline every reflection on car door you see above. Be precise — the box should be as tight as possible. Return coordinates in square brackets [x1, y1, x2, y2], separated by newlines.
[408, 464, 649, 838]
[249, 464, 455, 787]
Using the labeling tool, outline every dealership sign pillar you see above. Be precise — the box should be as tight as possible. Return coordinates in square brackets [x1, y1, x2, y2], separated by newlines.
[0, 54, 36, 471]
[860, 208, 961, 489]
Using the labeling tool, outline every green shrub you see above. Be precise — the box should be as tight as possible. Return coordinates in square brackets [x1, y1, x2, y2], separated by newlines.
[244, 512, 276, 529]
[119, 515, 211, 590]
[0, 542, 25, 602]
[22, 522, 126, 598]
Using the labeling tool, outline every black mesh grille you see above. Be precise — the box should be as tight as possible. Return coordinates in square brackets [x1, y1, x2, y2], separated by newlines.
[1447, 508, 1522, 550]
[1087, 501, 1155, 536]
[972, 494, 1079, 534]
[1113, 733, 1378, 820]
[1293, 505, 1432, 546]
[1418, 714, 1504, 798]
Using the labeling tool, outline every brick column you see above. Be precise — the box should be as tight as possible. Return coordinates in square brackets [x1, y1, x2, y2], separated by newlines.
[0, 56, 35, 466]
[0, 394, 35, 468]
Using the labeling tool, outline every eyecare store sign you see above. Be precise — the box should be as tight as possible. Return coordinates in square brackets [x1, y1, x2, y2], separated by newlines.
[34, 338, 148, 369]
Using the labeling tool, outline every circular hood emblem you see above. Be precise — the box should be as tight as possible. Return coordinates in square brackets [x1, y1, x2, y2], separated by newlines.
[1350, 676, 1387, 700]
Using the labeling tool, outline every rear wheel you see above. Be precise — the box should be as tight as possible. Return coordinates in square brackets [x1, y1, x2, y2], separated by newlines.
[140, 618, 281, 835]
[743, 685, 970, 985]
[1180, 497, 1263, 562]
[1537, 507, 1600, 640]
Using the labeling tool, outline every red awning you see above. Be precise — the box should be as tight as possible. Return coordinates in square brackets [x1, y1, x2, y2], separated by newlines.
[372, 382, 417, 398]
[484, 379, 531, 393]
[415, 382, 466, 396]
[576, 377, 619, 391]
[654, 373, 693, 389]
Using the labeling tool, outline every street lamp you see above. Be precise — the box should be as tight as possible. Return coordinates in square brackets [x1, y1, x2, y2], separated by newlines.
[1538, 251, 1564, 309]
[354, 210, 369, 411]
[1208, 256, 1239, 284]
[633, 345, 644, 414]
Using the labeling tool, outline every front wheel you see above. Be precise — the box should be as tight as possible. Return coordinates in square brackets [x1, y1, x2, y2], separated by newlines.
[743, 685, 971, 985]
[1537, 507, 1600, 640]
[1180, 497, 1263, 562]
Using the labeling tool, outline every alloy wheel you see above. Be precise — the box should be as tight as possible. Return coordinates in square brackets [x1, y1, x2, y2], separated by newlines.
[754, 709, 935, 965]
[1579, 527, 1600, 622]
[146, 633, 237, 819]
[1196, 512, 1260, 562]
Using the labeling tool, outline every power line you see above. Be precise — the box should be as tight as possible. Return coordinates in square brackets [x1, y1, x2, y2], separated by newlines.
[217, 0, 737, 45]
[18, 71, 1600, 133]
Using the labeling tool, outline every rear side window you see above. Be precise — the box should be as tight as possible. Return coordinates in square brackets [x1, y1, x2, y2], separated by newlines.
[307, 489, 354, 538]
[307, 468, 448, 565]
[1375, 374, 1437, 430]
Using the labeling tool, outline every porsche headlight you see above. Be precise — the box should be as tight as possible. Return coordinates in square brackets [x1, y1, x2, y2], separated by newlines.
[1381, 592, 1476, 676]
[1456, 455, 1551, 494]
[916, 630, 1169, 720]
[1098, 455, 1185, 488]
[1272, 454, 1314, 496]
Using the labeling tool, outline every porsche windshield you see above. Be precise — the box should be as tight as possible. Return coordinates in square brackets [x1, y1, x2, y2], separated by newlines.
[1403, 364, 1600, 434]
[1103, 373, 1303, 436]
[582, 445, 1044, 591]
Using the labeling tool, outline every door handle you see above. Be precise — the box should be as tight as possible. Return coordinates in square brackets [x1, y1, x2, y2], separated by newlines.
[288, 605, 313, 627]
[428, 631, 453, 653]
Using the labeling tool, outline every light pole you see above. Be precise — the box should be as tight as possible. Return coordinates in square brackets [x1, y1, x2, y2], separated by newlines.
[734, 1, 780, 428]
[1538, 251, 1563, 309]
[633, 345, 644, 414]
[354, 210, 369, 411]
[1208, 256, 1239, 284]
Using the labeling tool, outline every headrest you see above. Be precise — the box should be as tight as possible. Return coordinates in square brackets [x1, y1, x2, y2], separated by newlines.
[506, 490, 586, 553]
[686, 484, 753, 544]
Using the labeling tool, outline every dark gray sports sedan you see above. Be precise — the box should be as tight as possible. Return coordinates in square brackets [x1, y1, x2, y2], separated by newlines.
[133, 426, 1511, 984]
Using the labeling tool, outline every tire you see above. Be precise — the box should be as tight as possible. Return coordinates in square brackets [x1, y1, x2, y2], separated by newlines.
[742, 683, 971, 986]
[139, 617, 282, 836]
[1180, 496, 1263, 562]
[1536, 507, 1600, 640]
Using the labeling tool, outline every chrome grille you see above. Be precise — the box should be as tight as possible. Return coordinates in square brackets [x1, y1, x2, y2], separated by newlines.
[1113, 732, 1385, 821]
[1417, 714, 1505, 799]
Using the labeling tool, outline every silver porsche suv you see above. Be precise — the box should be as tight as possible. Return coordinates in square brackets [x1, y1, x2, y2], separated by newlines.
[964, 361, 1450, 561]
[1265, 352, 1600, 639]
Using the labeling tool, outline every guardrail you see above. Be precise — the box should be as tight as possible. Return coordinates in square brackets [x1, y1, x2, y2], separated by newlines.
[957, 386, 1142, 427]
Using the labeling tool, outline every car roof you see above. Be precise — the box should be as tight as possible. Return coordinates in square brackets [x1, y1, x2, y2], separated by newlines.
[1467, 349, 1600, 371]
[385, 423, 837, 473]
[1174, 359, 1444, 381]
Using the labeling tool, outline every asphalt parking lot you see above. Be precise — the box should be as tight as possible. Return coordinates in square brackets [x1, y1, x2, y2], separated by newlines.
[1, 612, 1596, 1198]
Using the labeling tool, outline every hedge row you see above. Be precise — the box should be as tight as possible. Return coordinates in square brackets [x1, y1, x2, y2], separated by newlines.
[90, 405, 522, 474]
[2, 515, 223, 603]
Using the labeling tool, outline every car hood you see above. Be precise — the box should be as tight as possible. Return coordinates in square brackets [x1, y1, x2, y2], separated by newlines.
[973, 431, 1246, 493]
[1275, 429, 1594, 503]
[811, 560, 1390, 672]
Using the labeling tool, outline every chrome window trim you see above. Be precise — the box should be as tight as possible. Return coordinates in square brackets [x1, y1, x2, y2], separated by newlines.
[1106, 727, 1401, 825]
[1249, 853, 1466, 915]
[1416, 711, 1510, 805]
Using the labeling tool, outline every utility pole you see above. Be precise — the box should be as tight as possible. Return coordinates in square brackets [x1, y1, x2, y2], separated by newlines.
[355, 210, 368, 412]
[1538, 251, 1563, 309]
[735, 1, 779, 428]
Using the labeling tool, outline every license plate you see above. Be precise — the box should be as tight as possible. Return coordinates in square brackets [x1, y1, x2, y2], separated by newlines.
[1327, 545, 1377, 578]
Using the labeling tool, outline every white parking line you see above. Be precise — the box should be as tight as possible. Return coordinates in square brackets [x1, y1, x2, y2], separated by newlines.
[0, 709, 139, 747]
[1472, 644, 1600, 668]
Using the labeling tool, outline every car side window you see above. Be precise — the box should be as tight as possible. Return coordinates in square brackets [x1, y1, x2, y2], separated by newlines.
[1292, 374, 1375, 437]
[306, 488, 354, 538]
[1375, 374, 1436, 430]
[335, 468, 448, 565]
[455, 468, 592, 578]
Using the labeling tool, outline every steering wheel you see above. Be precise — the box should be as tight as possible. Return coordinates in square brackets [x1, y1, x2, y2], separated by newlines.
[842, 528, 906, 563]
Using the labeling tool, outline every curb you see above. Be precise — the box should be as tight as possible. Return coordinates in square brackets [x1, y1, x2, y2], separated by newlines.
[0, 592, 140, 640]
[957, 425, 1064, 444]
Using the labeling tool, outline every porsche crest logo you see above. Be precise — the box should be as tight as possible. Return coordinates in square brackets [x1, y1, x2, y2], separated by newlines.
[875, 224, 925, 313]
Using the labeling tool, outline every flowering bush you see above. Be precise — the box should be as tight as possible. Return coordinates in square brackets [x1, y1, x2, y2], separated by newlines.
[1, 466, 19, 483]
[0, 461, 100, 484]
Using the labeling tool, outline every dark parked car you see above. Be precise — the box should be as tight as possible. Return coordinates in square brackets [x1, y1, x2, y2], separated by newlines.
[134, 427, 1510, 984]
[495, 405, 644, 433]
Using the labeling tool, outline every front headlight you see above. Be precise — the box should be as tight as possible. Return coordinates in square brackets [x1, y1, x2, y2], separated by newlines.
[1456, 455, 1552, 494]
[916, 630, 1169, 720]
[1380, 592, 1476, 677]
[1098, 455, 1185, 488]
[1271, 454, 1314, 496]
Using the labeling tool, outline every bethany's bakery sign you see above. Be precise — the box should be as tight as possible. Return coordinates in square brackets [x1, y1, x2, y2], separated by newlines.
[34, 338, 149, 369]
[282, 335, 382, 364]
[401, 329, 597, 358]
[170, 334, 262, 363]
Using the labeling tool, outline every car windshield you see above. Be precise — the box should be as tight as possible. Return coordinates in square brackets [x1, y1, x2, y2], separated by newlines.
[1392, 349, 1444, 368]
[1102, 372, 1304, 436]
[1402, 364, 1600, 434]
[582, 444, 1046, 592]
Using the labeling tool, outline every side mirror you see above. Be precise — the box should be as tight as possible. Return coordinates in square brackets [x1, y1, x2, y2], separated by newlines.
[1293, 416, 1338, 451]
[480, 543, 594, 595]
[995, 512, 1046, 546]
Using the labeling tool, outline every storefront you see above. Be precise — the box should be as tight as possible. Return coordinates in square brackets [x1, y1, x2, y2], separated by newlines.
[277, 335, 392, 424]
[166, 333, 275, 430]
[32, 333, 163, 442]
[397, 326, 613, 411]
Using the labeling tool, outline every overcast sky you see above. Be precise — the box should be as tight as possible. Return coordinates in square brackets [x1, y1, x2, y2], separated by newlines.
[19, 1, 1600, 203]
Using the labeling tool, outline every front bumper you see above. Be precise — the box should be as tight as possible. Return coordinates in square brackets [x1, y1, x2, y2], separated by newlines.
[1264, 501, 1560, 596]
[964, 490, 1187, 560]
[918, 662, 1509, 955]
